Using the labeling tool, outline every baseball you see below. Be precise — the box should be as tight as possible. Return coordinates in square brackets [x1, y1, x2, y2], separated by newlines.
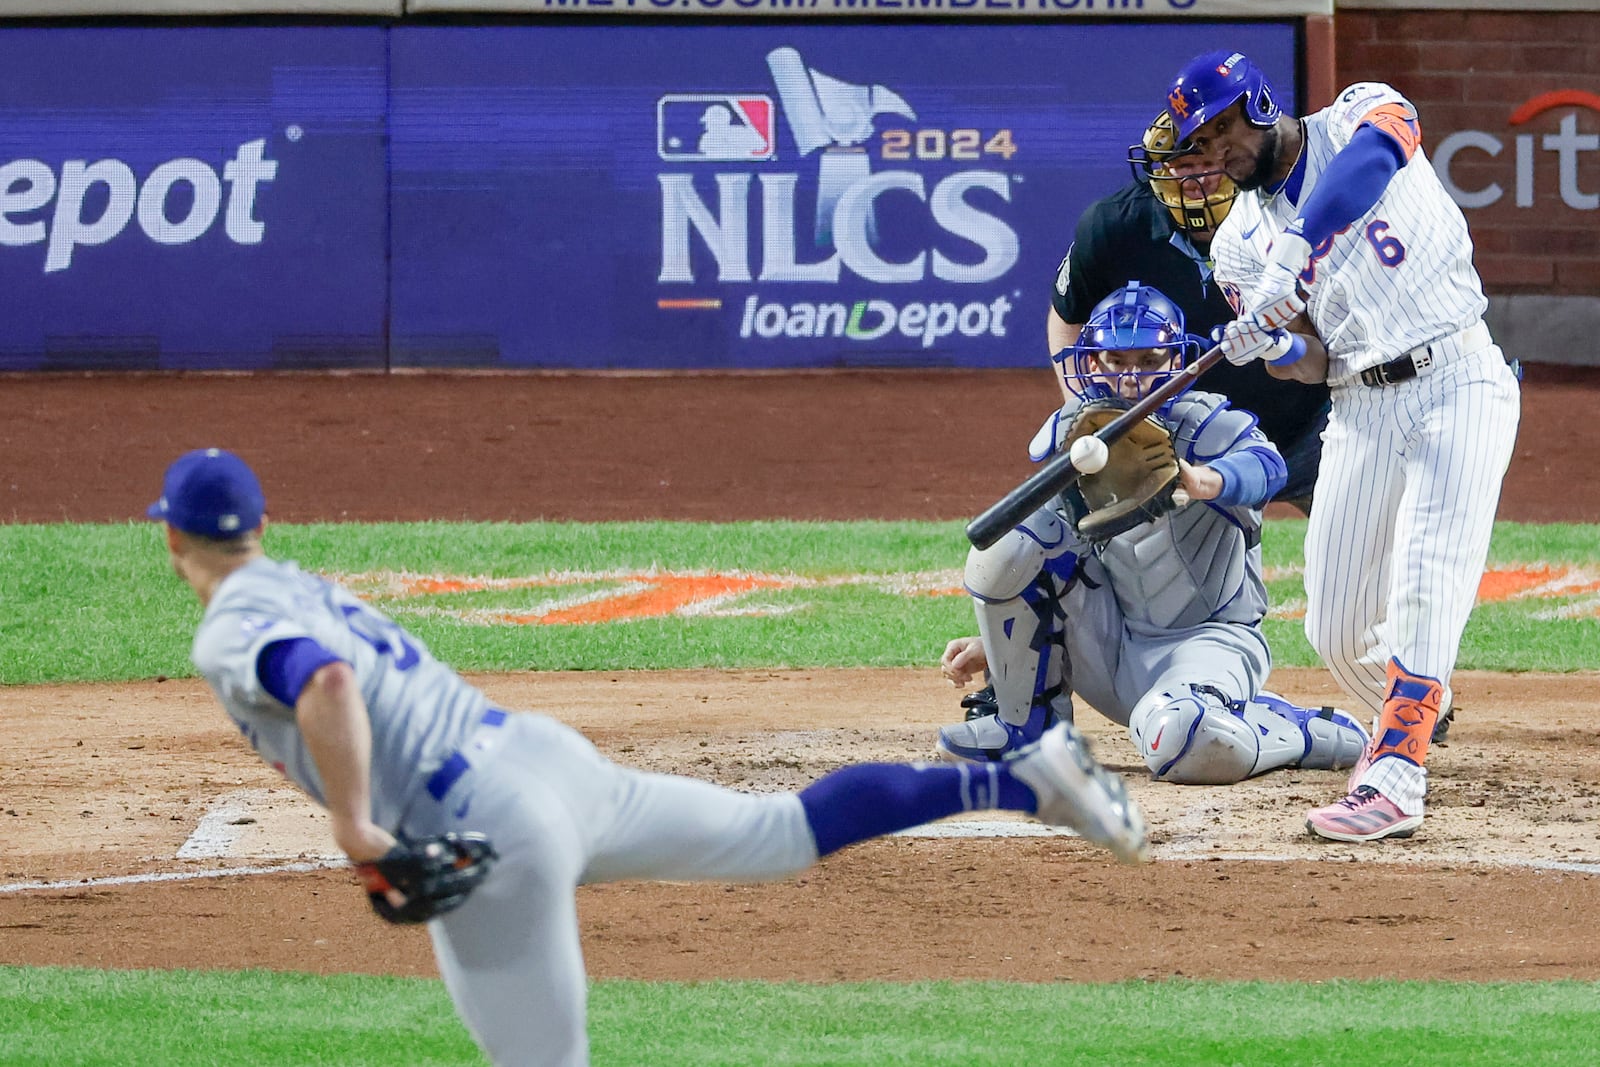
[1069, 435, 1109, 474]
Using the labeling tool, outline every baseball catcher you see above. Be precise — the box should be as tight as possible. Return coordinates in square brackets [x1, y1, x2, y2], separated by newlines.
[355, 832, 498, 924]
[937, 282, 1368, 785]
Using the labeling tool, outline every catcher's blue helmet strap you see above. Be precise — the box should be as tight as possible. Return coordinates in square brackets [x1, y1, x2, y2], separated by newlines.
[1064, 282, 1200, 408]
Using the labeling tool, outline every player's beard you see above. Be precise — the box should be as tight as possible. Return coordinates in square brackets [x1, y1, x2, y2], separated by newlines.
[1233, 124, 1283, 192]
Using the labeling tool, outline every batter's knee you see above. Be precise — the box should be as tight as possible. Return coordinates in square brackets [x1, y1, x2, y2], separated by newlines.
[1303, 608, 1365, 676]
[1304, 611, 1382, 703]
[964, 509, 1071, 603]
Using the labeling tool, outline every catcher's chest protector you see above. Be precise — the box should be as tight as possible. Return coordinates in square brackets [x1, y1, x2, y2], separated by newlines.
[1097, 508, 1258, 631]
[1073, 392, 1269, 631]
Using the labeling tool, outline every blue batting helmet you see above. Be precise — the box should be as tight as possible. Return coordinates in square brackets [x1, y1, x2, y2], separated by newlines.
[1057, 283, 1202, 408]
[1164, 50, 1281, 146]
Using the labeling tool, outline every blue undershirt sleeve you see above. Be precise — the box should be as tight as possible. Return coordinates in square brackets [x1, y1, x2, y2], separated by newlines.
[1293, 125, 1406, 247]
[257, 637, 344, 708]
[1209, 446, 1288, 508]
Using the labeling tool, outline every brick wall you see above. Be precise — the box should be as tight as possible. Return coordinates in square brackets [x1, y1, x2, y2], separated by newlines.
[1336, 9, 1600, 295]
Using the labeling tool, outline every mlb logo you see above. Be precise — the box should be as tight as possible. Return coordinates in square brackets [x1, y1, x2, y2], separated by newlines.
[657, 94, 776, 162]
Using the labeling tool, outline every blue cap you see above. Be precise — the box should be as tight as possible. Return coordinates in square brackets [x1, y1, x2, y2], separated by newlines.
[147, 448, 265, 539]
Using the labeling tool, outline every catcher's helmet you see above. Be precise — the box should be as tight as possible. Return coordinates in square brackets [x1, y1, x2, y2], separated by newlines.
[1164, 50, 1281, 146]
[1058, 282, 1202, 409]
[1128, 112, 1238, 234]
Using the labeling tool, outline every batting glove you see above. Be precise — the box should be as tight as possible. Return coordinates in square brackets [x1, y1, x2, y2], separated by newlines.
[1246, 221, 1313, 329]
[1214, 319, 1302, 367]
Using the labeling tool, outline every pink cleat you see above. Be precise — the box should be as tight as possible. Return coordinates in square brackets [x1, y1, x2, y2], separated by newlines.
[1306, 785, 1423, 842]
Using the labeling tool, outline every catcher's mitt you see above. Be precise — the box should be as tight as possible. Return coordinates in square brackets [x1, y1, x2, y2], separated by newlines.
[1060, 400, 1181, 541]
[354, 832, 498, 925]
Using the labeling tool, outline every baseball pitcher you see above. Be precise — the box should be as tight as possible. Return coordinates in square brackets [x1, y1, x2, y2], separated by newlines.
[149, 448, 1147, 1067]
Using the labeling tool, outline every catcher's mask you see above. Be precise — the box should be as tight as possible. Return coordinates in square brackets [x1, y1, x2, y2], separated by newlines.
[1128, 112, 1238, 235]
[1058, 283, 1202, 411]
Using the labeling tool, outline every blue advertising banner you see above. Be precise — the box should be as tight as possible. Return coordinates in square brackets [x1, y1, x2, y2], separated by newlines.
[0, 28, 387, 371]
[390, 23, 1294, 368]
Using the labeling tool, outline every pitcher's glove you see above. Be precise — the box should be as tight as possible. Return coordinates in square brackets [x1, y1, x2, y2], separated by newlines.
[354, 832, 498, 925]
[1060, 400, 1181, 541]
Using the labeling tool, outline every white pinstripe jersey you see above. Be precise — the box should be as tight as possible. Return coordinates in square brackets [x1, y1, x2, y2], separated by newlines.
[1212, 83, 1488, 383]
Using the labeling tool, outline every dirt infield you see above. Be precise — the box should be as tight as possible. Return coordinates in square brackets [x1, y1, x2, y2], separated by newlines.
[2, 366, 1599, 985]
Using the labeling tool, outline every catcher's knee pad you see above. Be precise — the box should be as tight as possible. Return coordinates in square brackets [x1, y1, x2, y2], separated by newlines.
[1127, 685, 1262, 785]
[964, 508, 1073, 603]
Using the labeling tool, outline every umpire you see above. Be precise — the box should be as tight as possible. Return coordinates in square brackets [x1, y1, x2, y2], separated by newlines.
[1048, 113, 1329, 514]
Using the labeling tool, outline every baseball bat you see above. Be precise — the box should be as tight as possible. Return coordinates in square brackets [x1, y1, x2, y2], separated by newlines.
[964, 342, 1225, 550]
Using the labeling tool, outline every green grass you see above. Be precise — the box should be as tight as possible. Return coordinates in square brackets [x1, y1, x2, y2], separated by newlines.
[4, 520, 1600, 1063]
[0, 966, 478, 1067]
[3, 968, 1600, 1066]
[1259, 519, 1600, 672]
[3, 519, 1599, 683]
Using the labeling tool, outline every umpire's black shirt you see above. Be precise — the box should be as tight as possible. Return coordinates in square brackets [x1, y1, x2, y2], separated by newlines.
[1052, 179, 1329, 456]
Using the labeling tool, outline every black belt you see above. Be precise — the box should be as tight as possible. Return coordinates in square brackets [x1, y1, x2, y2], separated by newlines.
[1360, 355, 1418, 388]
[1359, 323, 1514, 388]
[1360, 348, 1521, 388]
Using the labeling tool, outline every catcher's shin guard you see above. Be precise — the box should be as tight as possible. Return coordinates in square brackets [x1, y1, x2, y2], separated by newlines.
[1244, 692, 1369, 771]
[959, 509, 1081, 740]
[937, 711, 1055, 763]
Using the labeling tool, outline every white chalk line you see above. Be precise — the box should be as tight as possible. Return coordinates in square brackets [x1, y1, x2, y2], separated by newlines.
[894, 818, 1072, 839]
[6, 832, 1597, 897]
[0, 859, 346, 896]
[6, 802, 1598, 897]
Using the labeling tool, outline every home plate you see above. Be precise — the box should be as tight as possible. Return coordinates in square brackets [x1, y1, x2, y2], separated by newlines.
[895, 817, 1072, 839]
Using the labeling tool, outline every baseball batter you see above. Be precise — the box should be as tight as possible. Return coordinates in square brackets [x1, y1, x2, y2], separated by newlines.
[937, 284, 1368, 785]
[1162, 51, 1521, 840]
[1048, 112, 1331, 514]
[148, 447, 1147, 1067]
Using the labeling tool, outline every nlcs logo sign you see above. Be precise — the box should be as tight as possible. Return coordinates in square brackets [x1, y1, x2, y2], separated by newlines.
[656, 46, 1020, 288]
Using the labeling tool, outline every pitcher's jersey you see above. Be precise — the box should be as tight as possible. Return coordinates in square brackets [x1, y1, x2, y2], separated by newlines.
[190, 558, 489, 829]
[1212, 82, 1487, 383]
[1038, 391, 1271, 634]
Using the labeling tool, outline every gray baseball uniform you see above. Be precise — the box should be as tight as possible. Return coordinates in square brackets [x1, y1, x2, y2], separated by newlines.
[193, 559, 818, 1065]
[184, 542, 1144, 1065]
[1029, 391, 1270, 721]
[950, 389, 1366, 783]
